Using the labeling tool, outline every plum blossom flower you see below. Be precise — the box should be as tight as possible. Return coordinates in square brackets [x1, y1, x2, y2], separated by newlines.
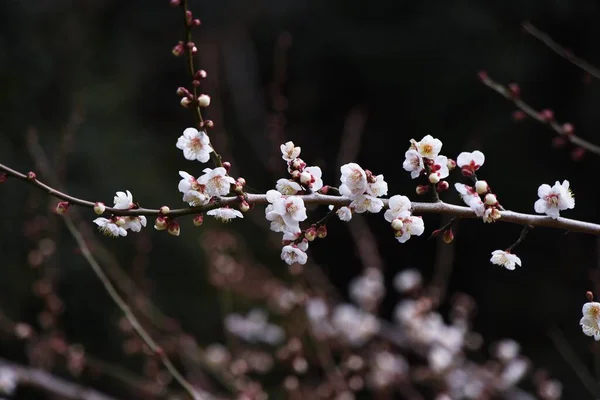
[94, 218, 127, 237]
[403, 149, 425, 179]
[301, 166, 323, 192]
[413, 135, 442, 159]
[350, 194, 384, 214]
[393, 268, 422, 293]
[207, 207, 243, 222]
[366, 174, 388, 197]
[490, 250, 521, 270]
[534, 180, 575, 219]
[281, 245, 308, 265]
[272, 195, 308, 226]
[336, 206, 352, 221]
[198, 167, 235, 197]
[176, 127, 213, 162]
[280, 141, 301, 161]
[394, 216, 425, 243]
[266, 205, 300, 233]
[178, 171, 209, 206]
[384, 195, 412, 222]
[455, 183, 485, 216]
[276, 179, 302, 195]
[580, 302, 600, 340]
[349, 268, 385, 309]
[457, 151, 485, 175]
[340, 163, 368, 198]
[123, 216, 147, 232]
[331, 304, 380, 346]
[429, 155, 450, 181]
[113, 190, 133, 210]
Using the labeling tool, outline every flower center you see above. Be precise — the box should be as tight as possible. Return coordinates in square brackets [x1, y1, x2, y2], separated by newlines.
[190, 137, 204, 150]
[421, 144, 433, 156]
[545, 194, 559, 206]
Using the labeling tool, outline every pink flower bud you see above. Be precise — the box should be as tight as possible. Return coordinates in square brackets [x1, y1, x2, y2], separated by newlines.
[447, 158, 456, 171]
[443, 229, 454, 244]
[562, 123, 574, 136]
[160, 206, 170, 215]
[169, 0, 181, 6]
[319, 185, 329, 194]
[195, 70, 207, 79]
[27, 171, 36, 180]
[428, 173, 440, 184]
[154, 216, 168, 231]
[391, 219, 404, 231]
[0, 173, 7, 183]
[168, 221, 181, 236]
[202, 120, 214, 129]
[94, 202, 106, 215]
[475, 180, 489, 195]
[436, 181, 449, 192]
[222, 161, 231, 172]
[197, 94, 211, 108]
[539, 109, 554, 122]
[508, 82, 520, 98]
[416, 185, 430, 195]
[55, 201, 69, 214]
[512, 110, 527, 121]
[571, 147, 585, 161]
[317, 225, 327, 239]
[193, 215, 204, 226]
[477, 70, 488, 81]
[552, 136, 566, 148]
[172, 42, 185, 57]
[239, 201, 250, 212]
[176, 87, 189, 97]
[180, 97, 192, 108]
[304, 227, 317, 241]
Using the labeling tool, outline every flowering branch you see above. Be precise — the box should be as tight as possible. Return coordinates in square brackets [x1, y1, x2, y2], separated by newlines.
[478, 71, 600, 156]
[522, 21, 600, 80]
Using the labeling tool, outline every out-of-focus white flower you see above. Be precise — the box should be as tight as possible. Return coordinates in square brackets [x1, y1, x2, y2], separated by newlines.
[539, 379, 563, 400]
[340, 163, 368, 198]
[393, 268, 422, 293]
[176, 127, 213, 162]
[113, 190, 133, 210]
[280, 141, 301, 161]
[428, 344, 454, 373]
[276, 178, 302, 195]
[224, 309, 285, 345]
[281, 245, 308, 265]
[403, 149, 425, 179]
[366, 174, 388, 197]
[335, 206, 353, 221]
[490, 250, 521, 270]
[384, 195, 412, 222]
[198, 167, 235, 197]
[349, 268, 385, 309]
[498, 357, 529, 389]
[367, 351, 408, 389]
[394, 216, 425, 243]
[493, 339, 520, 363]
[331, 304, 380, 346]
[0, 366, 18, 395]
[580, 302, 600, 340]
[534, 180, 575, 219]
[393, 299, 418, 325]
[414, 135, 443, 159]
[207, 207, 243, 222]
[94, 218, 127, 237]
[457, 151, 485, 175]
[350, 194, 384, 214]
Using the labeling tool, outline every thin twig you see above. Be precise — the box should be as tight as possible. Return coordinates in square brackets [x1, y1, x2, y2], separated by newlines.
[522, 21, 600, 80]
[478, 72, 600, 156]
[62, 215, 212, 400]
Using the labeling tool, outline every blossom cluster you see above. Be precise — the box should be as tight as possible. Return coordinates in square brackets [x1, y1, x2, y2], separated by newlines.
[93, 191, 147, 237]
[402, 135, 452, 193]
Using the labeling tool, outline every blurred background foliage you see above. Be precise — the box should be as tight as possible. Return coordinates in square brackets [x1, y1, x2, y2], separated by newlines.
[2, 0, 600, 398]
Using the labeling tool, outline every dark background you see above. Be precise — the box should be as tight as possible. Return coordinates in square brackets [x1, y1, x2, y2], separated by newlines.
[2, 0, 600, 398]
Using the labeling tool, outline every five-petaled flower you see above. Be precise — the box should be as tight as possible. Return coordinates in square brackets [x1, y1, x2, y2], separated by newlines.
[281, 245, 308, 265]
[176, 127, 213, 163]
[534, 180, 575, 219]
[457, 151, 485, 176]
[94, 217, 127, 237]
[207, 207, 243, 222]
[198, 167, 235, 197]
[113, 190, 134, 210]
[413, 135, 442, 159]
[490, 250, 521, 270]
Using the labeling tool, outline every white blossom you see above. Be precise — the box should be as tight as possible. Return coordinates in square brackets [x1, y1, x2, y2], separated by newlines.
[336, 206, 353, 221]
[301, 166, 323, 192]
[176, 127, 213, 162]
[457, 151, 485, 172]
[113, 190, 133, 210]
[384, 195, 412, 222]
[339, 163, 368, 198]
[123, 216, 147, 232]
[276, 179, 302, 195]
[178, 171, 210, 206]
[273, 196, 308, 226]
[455, 183, 485, 216]
[349, 268, 385, 309]
[350, 194, 384, 214]
[393, 268, 422, 293]
[414, 135, 442, 159]
[94, 218, 127, 237]
[534, 180, 575, 219]
[331, 304, 380, 346]
[266, 205, 300, 233]
[429, 155, 450, 180]
[394, 216, 425, 243]
[281, 245, 308, 265]
[580, 302, 600, 340]
[207, 207, 243, 222]
[402, 149, 425, 179]
[490, 250, 521, 270]
[198, 167, 235, 197]
[0, 367, 17, 395]
[366, 174, 388, 197]
[428, 344, 454, 373]
[280, 141, 301, 161]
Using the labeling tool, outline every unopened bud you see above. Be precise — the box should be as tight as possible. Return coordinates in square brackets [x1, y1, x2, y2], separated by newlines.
[571, 147, 585, 161]
[317, 225, 327, 239]
[94, 202, 106, 215]
[300, 171, 312, 186]
[185, 10, 193, 25]
[319, 185, 329, 194]
[447, 158, 456, 171]
[176, 87, 188, 97]
[168, 221, 181, 236]
[290, 170, 301, 180]
[416, 185, 430, 195]
[562, 123, 574, 136]
[391, 219, 404, 231]
[428, 173, 440, 184]
[193, 215, 204, 226]
[180, 97, 192, 108]
[154, 216, 168, 231]
[234, 182, 244, 194]
[192, 19, 201, 26]
[475, 180, 489, 195]
[0, 173, 7, 183]
[290, 158, 304, 171]
[539, 109, 554, 122]
[436, 181, 449, 192]
[195, 70, 207, 80]
[484, 193, 497, 205]
[477, 70, 488, 81]
[512, 110, 527, 121]
[222, 161, 231, 172]
[508, 82, 520, 98]
[443, 229, 454, 244]
[172, 42, 185, 57]
[169, 0, 181, 6]
[586, 291, 595, 302]
[55, 201, 69, 214]
[27, 171, 36, 180]
[160, 206, 170, 215]
[203, 120, 214, 129]
[552, 136, 567, 148]
[304, 227, 317, 241]
[114, 216, 126, 226]
[198, 94, 211, 108]
[239, 201, 250, 212]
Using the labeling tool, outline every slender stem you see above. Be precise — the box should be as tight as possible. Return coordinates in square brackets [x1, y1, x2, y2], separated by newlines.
[3, 162, 600, 235]
[506, 225, 530, 253]
[62, 215, 212, 400]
